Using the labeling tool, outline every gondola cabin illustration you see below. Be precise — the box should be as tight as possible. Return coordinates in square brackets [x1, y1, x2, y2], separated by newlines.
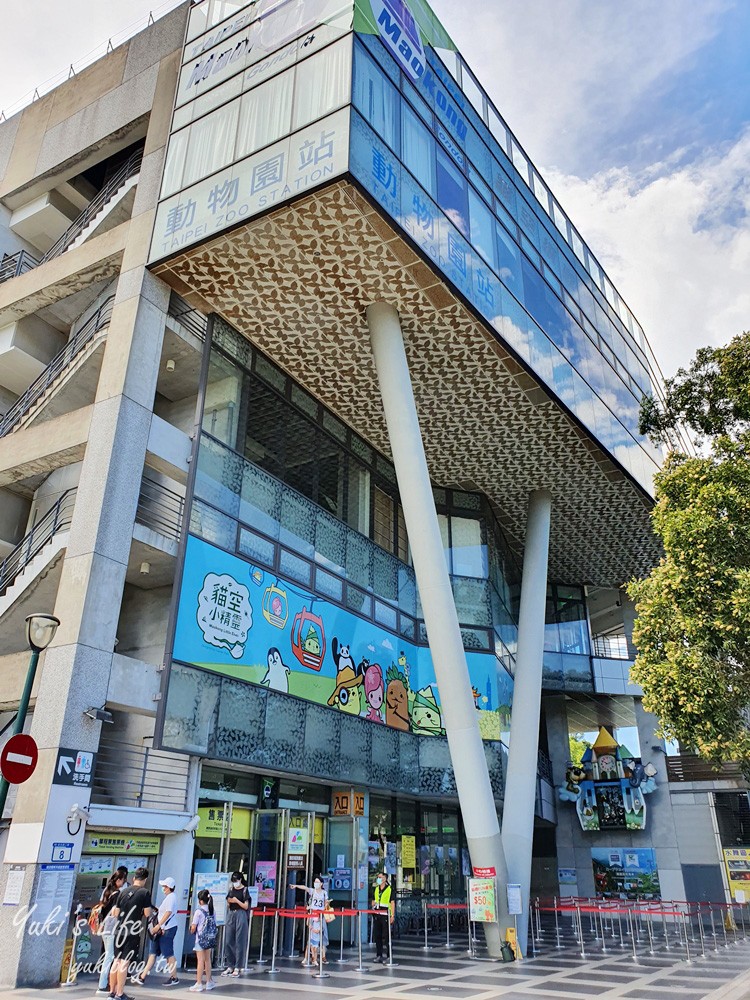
[291, 606, 326, 671]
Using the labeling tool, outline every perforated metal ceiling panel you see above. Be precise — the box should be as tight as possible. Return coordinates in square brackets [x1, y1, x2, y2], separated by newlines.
[152, 180, 659, 586]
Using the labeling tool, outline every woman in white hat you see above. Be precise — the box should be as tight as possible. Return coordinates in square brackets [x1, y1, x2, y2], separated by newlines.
[131, 877, 180, 987]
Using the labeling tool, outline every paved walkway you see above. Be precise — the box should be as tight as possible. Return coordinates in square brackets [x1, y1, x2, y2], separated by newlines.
[3, 929, 750, 999]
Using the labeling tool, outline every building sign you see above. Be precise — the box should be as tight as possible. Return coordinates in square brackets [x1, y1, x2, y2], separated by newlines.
[82, 833, 161, 855]
[288, 827, 309, 854]
[53, 747, 96, 788]
[151, 108, 350, 259]
[333, 789, 365, 816]
[591, 848, 661, 900]
[468, 877, 497, 922]
[173, 534, 508, 740]
[723, 848, 750, 902]
[197, 806, 252, 839]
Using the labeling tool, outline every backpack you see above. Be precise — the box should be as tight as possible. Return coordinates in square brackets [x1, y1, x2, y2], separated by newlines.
[197, 911, 217, 950]
[88, 902, 104, 936]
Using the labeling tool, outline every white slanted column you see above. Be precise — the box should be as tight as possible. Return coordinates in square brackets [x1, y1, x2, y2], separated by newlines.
[501, 489, 552, 955]
[367, 301, 510, 955]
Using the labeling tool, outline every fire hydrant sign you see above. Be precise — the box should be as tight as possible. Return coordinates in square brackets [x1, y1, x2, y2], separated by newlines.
[468, 877, 497, 923]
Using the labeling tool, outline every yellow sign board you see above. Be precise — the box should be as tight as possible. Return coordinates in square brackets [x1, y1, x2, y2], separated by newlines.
[83, 833, 161, 855]
[197, 806, 251, 840]
[333, 789, 365, 816]
[401, 835, 416, 869]
[723, 848, 750, 901]
[505, 926, 523, 961]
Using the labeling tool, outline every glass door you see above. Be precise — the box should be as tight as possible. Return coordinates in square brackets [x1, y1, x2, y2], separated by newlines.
[250, 808, 287, 908]
[326, 816, 358, 946]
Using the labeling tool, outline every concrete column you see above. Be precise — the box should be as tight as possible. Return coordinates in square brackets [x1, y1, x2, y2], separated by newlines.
[367, 302, 510, 955]
[0, 270, 170, 988]
[501, 488, 552, 955]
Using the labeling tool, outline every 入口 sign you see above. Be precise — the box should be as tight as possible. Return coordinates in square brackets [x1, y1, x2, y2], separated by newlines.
[333, 788, 365, 817]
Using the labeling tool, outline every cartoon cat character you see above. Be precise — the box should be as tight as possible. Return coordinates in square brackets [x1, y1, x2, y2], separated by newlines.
[262, 646, 291, 693]
[385, 664, 410, 731]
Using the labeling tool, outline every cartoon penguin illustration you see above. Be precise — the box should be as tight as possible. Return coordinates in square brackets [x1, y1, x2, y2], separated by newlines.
[262, 646, 291, 693]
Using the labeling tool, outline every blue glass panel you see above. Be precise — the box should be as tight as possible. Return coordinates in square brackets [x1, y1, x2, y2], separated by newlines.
[279, 548, 312, 586]
[436, 147, 468, 237]
[356, 31, 400, 84]
[350, 111, 401, 222]
[352, 46, 399, 151]
[437, 212, 473, 302]
[495, 222, 522, 301]
[196, 435, 241, 519]
[401, 170, 440, 264]
[240, 460, 281, 539]
[402, 103, 436, 196]
[238, 526, 274, 568]
[471, 256, 503, 328]
[468, 188, 495, 269]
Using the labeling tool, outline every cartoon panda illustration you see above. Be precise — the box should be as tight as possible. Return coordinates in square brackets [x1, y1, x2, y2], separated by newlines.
[332, 637, 356, 673]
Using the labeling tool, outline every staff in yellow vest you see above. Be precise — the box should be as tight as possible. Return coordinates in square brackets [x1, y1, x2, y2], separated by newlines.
[372, 871, 395, 963]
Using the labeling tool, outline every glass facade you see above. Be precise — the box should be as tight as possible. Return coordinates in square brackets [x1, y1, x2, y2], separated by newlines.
[150, 0, 666, 494]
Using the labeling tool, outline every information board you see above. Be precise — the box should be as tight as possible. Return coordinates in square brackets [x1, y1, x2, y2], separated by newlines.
[468, 877, 497, 923]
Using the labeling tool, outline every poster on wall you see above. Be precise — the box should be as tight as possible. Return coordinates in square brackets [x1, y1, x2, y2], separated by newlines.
[723, 848, 750, 901]
[254, 861, 277, 904]
[173, 533, 508, 740]
[591, 848, 660, 900]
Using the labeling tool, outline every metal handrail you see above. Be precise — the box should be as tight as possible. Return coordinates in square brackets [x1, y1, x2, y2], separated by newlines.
[0, 296, 115, 438]
[0, 249, 39, 283]
[168, 292, 207, 340]
[135, 475, 184, 541]
[0, 147, 143, 287]
[0, 488, 77, 595]
[592, 635, 631, 660]
[91, 736, 190, 811]
[41, 147, 143, 262]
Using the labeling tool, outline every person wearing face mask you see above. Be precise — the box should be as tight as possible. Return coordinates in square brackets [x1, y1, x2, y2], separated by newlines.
[372, 871, 394, 963]
[289, 876, 329, 965]
[221, 871, 250, 977]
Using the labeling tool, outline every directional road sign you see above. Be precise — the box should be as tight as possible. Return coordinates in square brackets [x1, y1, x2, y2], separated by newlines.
[1, 734, 39, 784]
[52, 747, 96, 788]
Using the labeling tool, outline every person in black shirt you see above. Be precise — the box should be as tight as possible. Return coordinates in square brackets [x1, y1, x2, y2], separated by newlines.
[221, 871, 250, 977]
[109, 867, 153, 1000]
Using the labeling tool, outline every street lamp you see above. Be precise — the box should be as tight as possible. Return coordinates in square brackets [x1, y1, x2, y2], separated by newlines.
[0, 613, 60, 818]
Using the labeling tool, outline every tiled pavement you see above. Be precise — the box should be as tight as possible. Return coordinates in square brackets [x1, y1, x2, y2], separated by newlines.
[4, 926, 750, 1000]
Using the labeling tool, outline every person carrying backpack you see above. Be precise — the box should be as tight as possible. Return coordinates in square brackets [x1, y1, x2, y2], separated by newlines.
[190, 889, 217, 992]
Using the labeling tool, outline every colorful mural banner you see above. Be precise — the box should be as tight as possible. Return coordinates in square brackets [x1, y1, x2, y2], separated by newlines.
[173, 534, 512, 740]
[591, 848, 661, 900]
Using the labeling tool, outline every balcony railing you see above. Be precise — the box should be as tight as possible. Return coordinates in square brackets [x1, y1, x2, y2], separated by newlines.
[0, 249, 39, 283]
[0, 488, 76, 595]
[135, 475, 184, 542]
[666, 754, 747, 784]
[168, 292, 207, 341]
[592, 634, 631, 660]
[0, 147, 142, 286]
[0, 296, 115, 438]
[91, 735, 190, 811]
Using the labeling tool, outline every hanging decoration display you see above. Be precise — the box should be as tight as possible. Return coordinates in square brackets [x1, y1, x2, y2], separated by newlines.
[558, 727, 657, 832]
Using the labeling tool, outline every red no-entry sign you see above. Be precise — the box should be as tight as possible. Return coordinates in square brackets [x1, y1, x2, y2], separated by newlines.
[1, 734, 39, 784]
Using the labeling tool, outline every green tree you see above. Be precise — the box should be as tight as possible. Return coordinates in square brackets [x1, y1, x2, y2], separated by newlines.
[568, 735, 590, 767]
[629, 332, 750, 767]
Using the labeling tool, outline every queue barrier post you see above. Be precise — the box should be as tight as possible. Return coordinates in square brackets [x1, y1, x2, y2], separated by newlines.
[422, 900, 431, 950]
[256, 907, 269, 965]
[242, 908, 254, 972]
[445, 902, 452, 949]
[385, 908, 398, 968]
[553, 897, 562, 949]
[311, 909, 330, 980]
[355, 910, 368, 972]
[335, 909, 347, 964]
[265, 909, 280, 974]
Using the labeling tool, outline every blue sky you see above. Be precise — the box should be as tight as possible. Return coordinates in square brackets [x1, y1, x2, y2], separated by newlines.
[1, 0, 747, 375]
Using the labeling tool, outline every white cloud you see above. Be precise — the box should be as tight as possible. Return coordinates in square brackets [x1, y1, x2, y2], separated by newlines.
[547, 128, 750, 375]
[431, 0, 730, 174]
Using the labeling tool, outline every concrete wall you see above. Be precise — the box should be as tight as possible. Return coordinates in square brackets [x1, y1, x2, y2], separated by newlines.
[116, 583, 171, 665]
[0, 5, 190, 205]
